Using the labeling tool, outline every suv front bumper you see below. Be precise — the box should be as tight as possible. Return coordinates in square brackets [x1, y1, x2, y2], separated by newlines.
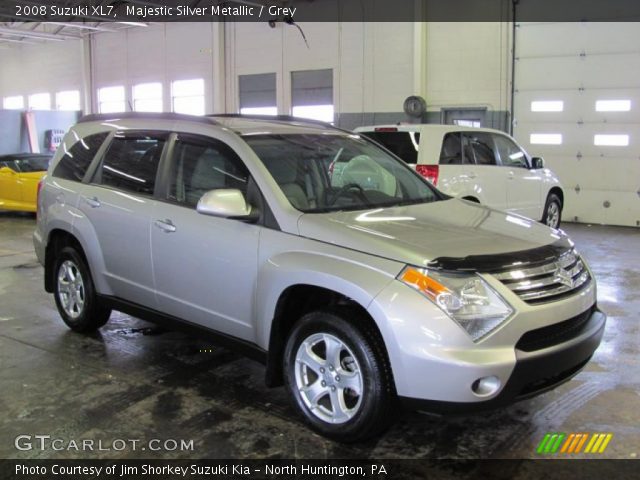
[368, 278, 604, 407]
[399, 307, 605, 413]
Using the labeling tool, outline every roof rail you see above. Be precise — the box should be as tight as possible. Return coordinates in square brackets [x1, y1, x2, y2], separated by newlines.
[207, 113, 352, 133]
[78, 112, 221, 125]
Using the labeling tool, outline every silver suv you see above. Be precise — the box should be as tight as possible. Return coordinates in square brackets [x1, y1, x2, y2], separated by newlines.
[34, 113, 605, 442]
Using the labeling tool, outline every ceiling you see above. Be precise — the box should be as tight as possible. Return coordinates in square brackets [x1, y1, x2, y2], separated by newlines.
[0, 0, 161, 46]
[0, 0, 285, 47]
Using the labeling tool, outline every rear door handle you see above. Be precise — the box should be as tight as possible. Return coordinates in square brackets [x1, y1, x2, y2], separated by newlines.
[154, 219, 176, 233]
[467, 172, 477, 179]
[508, 170, 515, 180]
[84, 196, 101, 208]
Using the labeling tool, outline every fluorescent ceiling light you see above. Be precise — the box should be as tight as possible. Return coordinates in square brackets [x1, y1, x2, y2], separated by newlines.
[530, 133, 562, 145]
[118, 22, 148, 27]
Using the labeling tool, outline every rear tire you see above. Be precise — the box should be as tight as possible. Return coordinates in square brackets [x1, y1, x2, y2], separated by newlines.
[542, 193, 562, 229]
[283, 308, 396, 442]
[53, 246, 111, 333]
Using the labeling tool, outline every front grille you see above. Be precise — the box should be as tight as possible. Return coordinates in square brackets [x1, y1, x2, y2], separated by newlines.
[492, 249, 591, 304]
[515, 306, 596, 352]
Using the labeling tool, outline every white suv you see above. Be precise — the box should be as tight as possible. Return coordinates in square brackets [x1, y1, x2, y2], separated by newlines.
[355, 124, 564, 228]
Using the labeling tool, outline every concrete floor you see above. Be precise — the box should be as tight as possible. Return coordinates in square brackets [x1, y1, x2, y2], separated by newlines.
[0, 211, 638, 460]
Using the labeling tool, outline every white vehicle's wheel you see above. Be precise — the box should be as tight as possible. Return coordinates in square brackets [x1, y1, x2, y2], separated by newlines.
[283, 309, 396, 442]
[542, 193, 562, 229]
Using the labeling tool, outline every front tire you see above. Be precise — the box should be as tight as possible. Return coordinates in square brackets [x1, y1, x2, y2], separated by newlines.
[283, 309, 395, 442]
[53, 246, 111, 332]
[542, 193, 562, 229]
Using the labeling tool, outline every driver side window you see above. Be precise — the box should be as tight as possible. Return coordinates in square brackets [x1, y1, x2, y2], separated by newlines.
[168, 134, 250, 208]
[494, 134, 528, 168]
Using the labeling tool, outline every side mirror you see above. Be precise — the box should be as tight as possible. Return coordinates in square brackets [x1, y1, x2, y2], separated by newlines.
[531, 157, 545, 169]
[0, 166, 16, 175]
[196, 189, 259, 222]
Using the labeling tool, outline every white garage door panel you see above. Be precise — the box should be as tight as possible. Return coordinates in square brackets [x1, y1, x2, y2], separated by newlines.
[514, 22, 640, 227]
[515, 89, 640, 122]
[563, 190, 607, 224]
[516, 122, 638, 158]
[517, 23, 640, 58]
[516, 54, 640, 91]
[541, 156, 640, 192]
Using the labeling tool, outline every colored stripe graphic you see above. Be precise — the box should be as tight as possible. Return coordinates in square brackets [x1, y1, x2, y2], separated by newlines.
[598, 434, 613, 453]
[538, 433, 613, 454]
[551, 434, 565, 453]
[575, 433, 589, 453]
[537, 433, 552, 454]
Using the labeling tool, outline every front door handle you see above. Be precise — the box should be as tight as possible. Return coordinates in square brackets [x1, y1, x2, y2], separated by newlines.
[508, 171, 515, 180]
[84, 196, 101, 208]
[154, 219, 176, 233]
[467, 172, 477, 179]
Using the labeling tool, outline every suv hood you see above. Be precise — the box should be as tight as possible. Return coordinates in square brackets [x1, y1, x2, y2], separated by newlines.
[298, 199, 571, 270]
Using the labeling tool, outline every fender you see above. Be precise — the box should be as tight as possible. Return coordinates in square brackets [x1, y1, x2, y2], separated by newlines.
[67, 204, 114, 296]
[255, 244, 402, 351]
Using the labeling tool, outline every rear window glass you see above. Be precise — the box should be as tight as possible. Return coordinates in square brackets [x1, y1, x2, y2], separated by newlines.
[439, 133, 465, 164]
[360, 131, 420, 164]
[52, 132, 109, 182]
[464, 132, 497, 166]
[98, 133, 167, 196]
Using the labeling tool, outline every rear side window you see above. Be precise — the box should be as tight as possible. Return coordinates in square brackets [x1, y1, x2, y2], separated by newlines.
[167, 134, 249, 207]
[439, 133, 467, 165]
[97, 133, 167, 196]
[361, 131, 420, 164]
[463, 132, 497, 165]
[52, 132, 109, 181]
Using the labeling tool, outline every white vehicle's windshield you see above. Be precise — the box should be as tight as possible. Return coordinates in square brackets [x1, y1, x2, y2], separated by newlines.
[244, 133, 441, 213]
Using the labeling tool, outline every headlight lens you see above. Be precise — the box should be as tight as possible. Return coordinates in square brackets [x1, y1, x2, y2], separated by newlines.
[398, 266, 513, 341]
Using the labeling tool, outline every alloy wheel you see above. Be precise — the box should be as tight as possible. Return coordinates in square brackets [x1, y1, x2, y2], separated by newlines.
[57, 260, 85, 319]
[294, 332, 363, 424]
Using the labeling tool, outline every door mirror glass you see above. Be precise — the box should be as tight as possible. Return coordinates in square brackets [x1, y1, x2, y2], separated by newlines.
[531, 157, 545, 169]
[196, 189, 257, 221]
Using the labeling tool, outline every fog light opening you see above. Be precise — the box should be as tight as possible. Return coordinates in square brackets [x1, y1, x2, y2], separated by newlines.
[471, 376, 501, 397]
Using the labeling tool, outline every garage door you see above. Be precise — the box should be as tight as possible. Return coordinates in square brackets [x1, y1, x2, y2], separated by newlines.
[513, 22, 640, 227]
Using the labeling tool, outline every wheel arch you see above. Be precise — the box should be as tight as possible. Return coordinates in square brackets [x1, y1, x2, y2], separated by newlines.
[264, 283, 392, 388]
[44, 215, 110, 296]
[548, 186, 564, 207]
[44, 229, 86, 293]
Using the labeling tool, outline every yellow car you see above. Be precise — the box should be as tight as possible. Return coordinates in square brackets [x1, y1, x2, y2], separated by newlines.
[0, 153, 51, 213]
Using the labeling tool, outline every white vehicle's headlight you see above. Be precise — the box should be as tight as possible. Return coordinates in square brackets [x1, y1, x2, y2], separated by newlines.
[398, 266, 513, 342]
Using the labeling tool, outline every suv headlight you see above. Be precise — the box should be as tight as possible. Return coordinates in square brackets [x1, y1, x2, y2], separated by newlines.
[398, 266, 513, 342]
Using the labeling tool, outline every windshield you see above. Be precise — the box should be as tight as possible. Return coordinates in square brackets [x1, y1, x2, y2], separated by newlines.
[16, 155, 51, 172]
[243, 133, 440, 213]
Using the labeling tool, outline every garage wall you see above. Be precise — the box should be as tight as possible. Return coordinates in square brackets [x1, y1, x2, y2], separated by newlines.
[0, 40, 84, 105]
[91, 23, 221, 114]
[226, 21, 415, 129]
[423, 22, 512, 131]
[513, 22, 640, 227]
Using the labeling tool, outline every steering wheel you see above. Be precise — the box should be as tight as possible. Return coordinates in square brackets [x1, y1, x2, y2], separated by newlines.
[328, 183, 367, 205]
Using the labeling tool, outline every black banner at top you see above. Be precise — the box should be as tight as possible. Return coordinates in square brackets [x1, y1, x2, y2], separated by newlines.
[1, 0, 640, 23]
